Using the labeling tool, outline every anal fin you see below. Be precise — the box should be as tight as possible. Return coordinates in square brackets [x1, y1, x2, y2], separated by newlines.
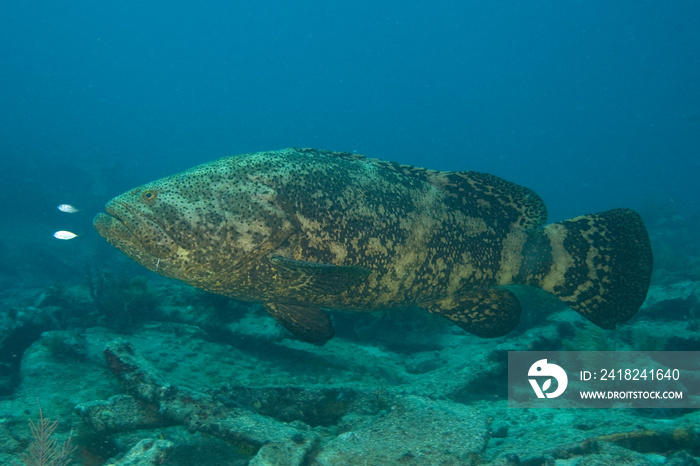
[426, 288, 522, 338]
[264, 302, 334, 344]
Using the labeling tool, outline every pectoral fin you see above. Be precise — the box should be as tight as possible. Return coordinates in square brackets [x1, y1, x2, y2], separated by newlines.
[264, 302, 335, 344]
[268, 256, 371, 295]
[426, 288, 522, 338]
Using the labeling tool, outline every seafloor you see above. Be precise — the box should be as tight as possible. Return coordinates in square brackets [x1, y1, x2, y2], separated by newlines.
[1, 204, 699, 465]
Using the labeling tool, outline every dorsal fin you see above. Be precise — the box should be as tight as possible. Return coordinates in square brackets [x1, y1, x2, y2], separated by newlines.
[295, 149, 547, 230]
[424, 170, 547, 230]
[362, 157, 548, 230]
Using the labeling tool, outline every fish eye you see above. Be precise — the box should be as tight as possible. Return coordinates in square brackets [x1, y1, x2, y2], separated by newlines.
[141, 189, 158, 202]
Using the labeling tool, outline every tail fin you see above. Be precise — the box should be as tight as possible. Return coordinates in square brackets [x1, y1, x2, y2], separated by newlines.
[521, 208, 652, 328]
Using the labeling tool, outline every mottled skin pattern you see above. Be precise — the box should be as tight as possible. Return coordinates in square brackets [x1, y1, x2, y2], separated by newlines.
[94, 148, 653, 342]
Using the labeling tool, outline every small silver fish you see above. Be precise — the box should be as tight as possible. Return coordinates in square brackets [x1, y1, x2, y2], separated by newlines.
[53, 230, 79, 240]
[57, 204, 80, 213]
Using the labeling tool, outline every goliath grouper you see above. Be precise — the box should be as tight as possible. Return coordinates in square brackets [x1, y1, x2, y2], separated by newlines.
[94, 148, 652, 343]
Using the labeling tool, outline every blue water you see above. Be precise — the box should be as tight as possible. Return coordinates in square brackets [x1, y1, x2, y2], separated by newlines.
[1, 4, 699, 463]
[1, 2, 699, 224]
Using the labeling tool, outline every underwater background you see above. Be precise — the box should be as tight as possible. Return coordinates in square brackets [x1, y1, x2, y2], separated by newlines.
[1, 1, 699, 465]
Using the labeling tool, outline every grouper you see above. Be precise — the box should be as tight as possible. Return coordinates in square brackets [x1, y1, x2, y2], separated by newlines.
[94, 148, 653, 343]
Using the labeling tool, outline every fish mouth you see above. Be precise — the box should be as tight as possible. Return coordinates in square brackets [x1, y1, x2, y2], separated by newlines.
[93, 200, 176, 258]
[105, 201, 137, 236]
[93, 201, 139, 244]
